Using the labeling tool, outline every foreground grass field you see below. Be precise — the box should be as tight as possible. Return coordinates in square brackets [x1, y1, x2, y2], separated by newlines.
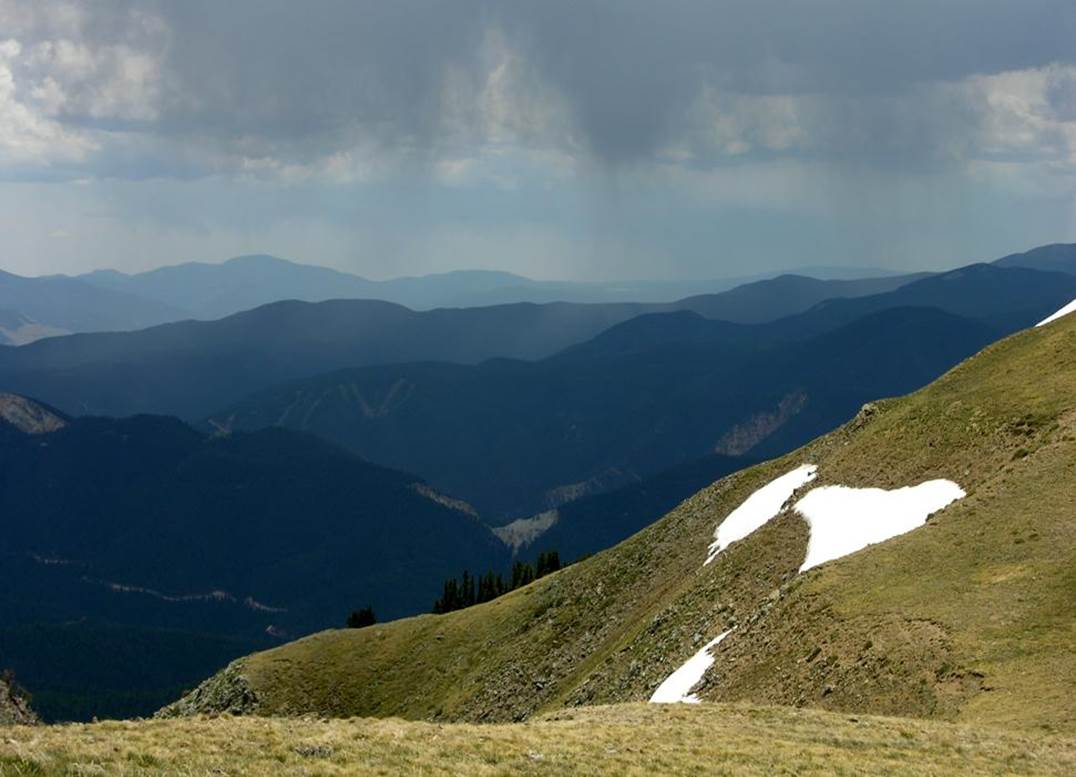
[3, 703, 1075, 776]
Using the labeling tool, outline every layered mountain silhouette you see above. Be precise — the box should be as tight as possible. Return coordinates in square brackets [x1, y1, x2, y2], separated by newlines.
[0, 270, 183, 342]
[207, 264, 1075, 519]
[0, 298, 659, 418]
[1, 260, 1069, 423]
[992, 242, 1076, 275]
[76, 254, 918, 316]
[0, 277, 926, 420]
[0, 254, 918, 344]
[2, 243, 1072, 347]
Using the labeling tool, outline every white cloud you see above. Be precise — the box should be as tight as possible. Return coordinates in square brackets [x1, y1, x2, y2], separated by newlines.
[25, 38, 164, 121]
[970, 64, 1076, 170]
[0, 37, 97, 165]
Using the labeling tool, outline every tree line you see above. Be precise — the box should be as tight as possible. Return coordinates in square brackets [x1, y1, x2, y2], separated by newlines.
[432, 551, 561, 614]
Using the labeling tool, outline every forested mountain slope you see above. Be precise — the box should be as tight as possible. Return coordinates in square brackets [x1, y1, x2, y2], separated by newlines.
[214, 306, 1000, 519]
[0, 400, 507, 719]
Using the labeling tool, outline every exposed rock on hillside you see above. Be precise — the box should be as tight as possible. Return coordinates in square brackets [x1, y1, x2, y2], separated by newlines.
[0, 672, 39, 726]
[0, 393, 66, 434]
[156, 660, 258, 719]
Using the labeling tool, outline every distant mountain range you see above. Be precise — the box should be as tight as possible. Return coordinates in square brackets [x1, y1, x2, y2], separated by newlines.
[0, 310, 67, 346]
[74, 255, 916, 316]
[0, 270, 185, 345]
[0, 255, 914, 345]
[2, 262, 1072, 520]
[1, 243, 1071, 346]
[992, 242, 1076, 274]
[0, 272, 929, 419]
[206, 263, 1074, 520]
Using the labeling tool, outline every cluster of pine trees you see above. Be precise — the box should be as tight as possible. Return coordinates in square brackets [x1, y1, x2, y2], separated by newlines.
[345, 606, 376, 628]
[432, 551, 561, 614]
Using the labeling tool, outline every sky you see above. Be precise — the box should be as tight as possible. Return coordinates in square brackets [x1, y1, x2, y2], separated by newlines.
[1, 0, 1075, 280]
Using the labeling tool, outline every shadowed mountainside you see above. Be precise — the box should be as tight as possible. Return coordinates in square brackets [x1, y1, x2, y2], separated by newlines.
[0, 398, 508, 719]
[212, 305, 1001, 520]
[0, 408, 506, 632]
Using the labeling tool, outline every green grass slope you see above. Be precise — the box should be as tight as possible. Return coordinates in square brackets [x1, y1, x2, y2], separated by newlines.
[5, 704, 1076, 776]
[164, 312, 1076, 733]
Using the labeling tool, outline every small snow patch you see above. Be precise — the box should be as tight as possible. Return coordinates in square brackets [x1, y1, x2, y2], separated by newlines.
[650, 630, 732, 704]
[795, 480, 965, 572]
[1036, 298, 1076, 327]
[705, 464, 817, 565]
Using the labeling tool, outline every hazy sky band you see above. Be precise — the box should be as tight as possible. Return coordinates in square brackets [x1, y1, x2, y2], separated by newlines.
[1, 0, 1074, 278]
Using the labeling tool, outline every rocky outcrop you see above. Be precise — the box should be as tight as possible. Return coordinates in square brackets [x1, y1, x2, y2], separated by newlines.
[0, 672, 39, 726]
[715, 392, 807, 455]
[156, 660, 259, 718]
[493, 509, 560, 552]
[0, 393, 67, 435]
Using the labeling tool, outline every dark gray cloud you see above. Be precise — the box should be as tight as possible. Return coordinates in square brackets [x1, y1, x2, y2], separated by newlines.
[498, 0, 1076, 162]
[7, 0, 1074, 171]
[173, 0, 1076, 164]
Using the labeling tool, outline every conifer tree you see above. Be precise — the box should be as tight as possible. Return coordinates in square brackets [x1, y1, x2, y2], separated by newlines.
[536, 550, 561, 578]
[431, 551, 561, 614]
[346, 606, 376, 628]
[461, 570, 475, 607]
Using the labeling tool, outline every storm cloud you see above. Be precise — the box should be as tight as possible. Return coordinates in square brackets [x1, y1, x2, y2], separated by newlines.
[1, 0, 1074, 278]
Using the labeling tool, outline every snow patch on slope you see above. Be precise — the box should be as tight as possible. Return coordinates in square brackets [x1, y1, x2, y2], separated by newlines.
[650, 630, 732, 704]
[705, 464, 817, 565]
[1036, 298, 1076, 327]
[795, 480, 965, 572]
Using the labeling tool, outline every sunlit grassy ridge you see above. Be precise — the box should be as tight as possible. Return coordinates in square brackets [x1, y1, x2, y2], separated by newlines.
[165, 314, 1076, 732]
[5, 703, 1076, 776]
[704, 338, 1076, 731]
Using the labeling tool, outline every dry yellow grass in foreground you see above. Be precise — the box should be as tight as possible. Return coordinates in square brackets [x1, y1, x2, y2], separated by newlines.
[2, 703, 1075, 776]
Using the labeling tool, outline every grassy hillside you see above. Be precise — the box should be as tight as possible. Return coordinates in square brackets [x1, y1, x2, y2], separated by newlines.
[4, 704, 1075, 776]
[166, 308, 1076, 733]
